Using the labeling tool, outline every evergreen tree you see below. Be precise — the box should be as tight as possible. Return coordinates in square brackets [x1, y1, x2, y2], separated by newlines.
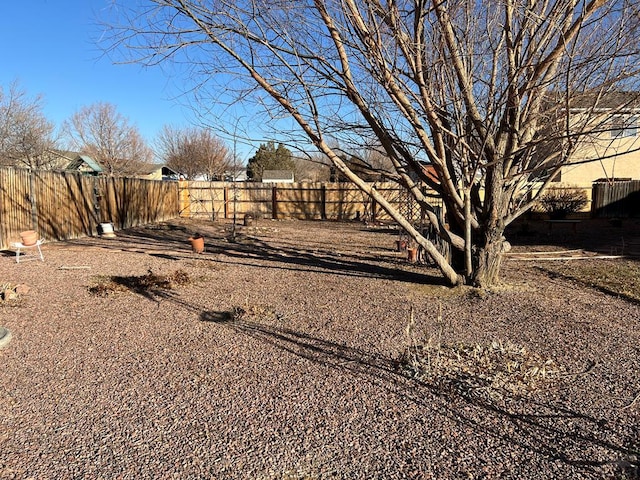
[246, 141, 295, 181]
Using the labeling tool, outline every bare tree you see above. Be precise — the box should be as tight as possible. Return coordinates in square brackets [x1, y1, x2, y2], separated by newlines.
[64, 102, 153, 176]
[109, 0, 640, 287]
[156, 125, 231, 180]
[294, 153, 331, 182]
[0, 82, 59, 169]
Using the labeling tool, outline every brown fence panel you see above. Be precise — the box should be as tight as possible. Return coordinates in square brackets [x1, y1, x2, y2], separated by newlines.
[0, 167, 32, 248]
[274, 183, 324, 219]
[176, 181, 440, 223]
[34, 170, 97, 241]
[1, 167, 179, 250]
[178, 181, 275, 220]
[241, 184, 274, 218]
[178, 181, 227, 220]
[592, 180, 640, 218]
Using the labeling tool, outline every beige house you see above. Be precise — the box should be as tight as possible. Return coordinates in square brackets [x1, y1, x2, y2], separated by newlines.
[556, 92, 640, 188]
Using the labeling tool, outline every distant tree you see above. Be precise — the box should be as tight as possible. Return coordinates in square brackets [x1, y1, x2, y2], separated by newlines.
[156, 125, 231, 180]
[0, 82, 59, 169]
[246, 142, 295, 181]
[64, 102, 153, 176]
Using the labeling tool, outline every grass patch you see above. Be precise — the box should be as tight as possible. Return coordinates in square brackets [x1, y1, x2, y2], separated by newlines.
[88, 269, 191, 297]
[540, 259, 640, 303]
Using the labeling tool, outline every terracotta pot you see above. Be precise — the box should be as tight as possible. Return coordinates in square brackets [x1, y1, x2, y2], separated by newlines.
[20, 230, 38, 246]
[407, 247, 418, 263]
[189, 236, 205, 253]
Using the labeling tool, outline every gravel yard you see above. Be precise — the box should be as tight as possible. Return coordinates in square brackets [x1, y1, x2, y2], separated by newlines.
[1, 219, 639, 479]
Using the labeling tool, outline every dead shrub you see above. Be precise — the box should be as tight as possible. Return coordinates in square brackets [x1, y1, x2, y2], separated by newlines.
[400, 307, 563, 399]
[88, 269, 191, 297]
[538, 187, 588, 219]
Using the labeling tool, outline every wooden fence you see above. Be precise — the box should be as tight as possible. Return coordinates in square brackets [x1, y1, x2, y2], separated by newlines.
[591, 180, 640, 218]
[0, 167, 179, 250]
[178, 181, 439, 223]
[0, 168, 438, 250]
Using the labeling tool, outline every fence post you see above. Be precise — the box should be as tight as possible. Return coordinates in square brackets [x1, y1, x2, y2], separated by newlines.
[321, 184, 327, 220]
[272, 185, 278, 219]
[29, 168, 38, 230]
[224, 185, 229, 219]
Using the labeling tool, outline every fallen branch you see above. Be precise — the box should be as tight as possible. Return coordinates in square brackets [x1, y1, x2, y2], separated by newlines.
[506, 249, 582, 256]
[507, 255, 624, 261]
[58, 265, 91, 270]
[620, 391, 640, 410]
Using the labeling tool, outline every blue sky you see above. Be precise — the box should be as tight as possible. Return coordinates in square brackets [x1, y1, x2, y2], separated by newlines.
[0, 1, 226, 155]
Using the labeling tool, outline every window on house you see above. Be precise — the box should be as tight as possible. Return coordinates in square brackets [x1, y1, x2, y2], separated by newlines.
[610, 114, 638, 138]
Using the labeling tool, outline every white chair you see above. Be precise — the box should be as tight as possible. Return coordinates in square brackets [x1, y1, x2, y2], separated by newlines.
[11, 240, 45, 263]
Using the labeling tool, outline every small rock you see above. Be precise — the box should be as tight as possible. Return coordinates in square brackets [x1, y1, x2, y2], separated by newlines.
[15, 284, 30, 295]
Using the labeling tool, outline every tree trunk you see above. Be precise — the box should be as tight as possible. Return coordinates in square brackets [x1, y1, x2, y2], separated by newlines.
[471, 228, 505, 288]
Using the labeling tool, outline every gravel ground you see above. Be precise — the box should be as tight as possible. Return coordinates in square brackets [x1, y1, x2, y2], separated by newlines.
[1, 219, 639, 479]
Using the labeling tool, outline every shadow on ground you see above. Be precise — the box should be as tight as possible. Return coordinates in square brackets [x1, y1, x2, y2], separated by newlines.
[67, 220, 447, 286]
[73, 218, 639, 477]
[507, 217, 640, 257]
[199, 307, 639, 478]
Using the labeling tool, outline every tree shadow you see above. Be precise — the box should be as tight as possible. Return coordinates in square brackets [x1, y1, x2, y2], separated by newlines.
[507, 218, 640, 259]
[216, 237, 444, 284]
[200, 308, 639, 477]
[535, 265, 640, 306]
[68, 221, 446, 285]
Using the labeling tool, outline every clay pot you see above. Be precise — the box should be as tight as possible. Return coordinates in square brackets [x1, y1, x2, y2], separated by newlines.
[407, 247, 418, 263]
[189, 235, 205, 254]
[20, 230, 38, 246]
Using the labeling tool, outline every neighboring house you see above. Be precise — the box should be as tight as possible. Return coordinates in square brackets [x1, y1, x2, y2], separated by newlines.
[65, 154, 103, 176]
[125, 163, 180, 181]
[554, 91, 640, 188]
[262, 170, 295, 183]
[48, 150, 178, 180]
[224, 169, 248, 182]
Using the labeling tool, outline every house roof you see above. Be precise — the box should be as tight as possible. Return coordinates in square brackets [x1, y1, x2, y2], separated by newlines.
[126, 163, 178, 176]
[66, 154, 103, 173]
[423, 164, 440, 183]
[550, 91, 640, 110]
[262, 170, 294, 181]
